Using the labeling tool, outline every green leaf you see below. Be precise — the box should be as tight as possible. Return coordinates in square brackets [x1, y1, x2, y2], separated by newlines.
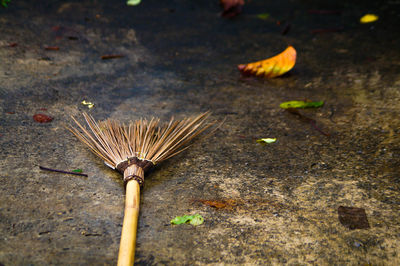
[171, 214, 204, 226]
[127, 0, 141, 6]
[72, 169, 83, 173]
[280, 100, 324, 109]
[256, 138, 277, 144]
[257, 13, 270, 20]
[189, 214, 204, 225]
[1, 0, 11, 8]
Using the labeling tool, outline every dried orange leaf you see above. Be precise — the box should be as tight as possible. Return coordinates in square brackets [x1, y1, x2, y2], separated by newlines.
[238, 46, 297, 78]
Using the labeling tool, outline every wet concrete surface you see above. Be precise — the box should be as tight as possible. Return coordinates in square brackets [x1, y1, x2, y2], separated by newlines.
[1, 0, 400, 265]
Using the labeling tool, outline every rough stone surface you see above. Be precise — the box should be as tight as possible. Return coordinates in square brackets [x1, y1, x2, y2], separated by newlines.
[1, 0, 400, 265]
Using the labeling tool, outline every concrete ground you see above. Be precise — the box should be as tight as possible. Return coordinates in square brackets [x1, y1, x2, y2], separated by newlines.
[1, 0, 399, 265]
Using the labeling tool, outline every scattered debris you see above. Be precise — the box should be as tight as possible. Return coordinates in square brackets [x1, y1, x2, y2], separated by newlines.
[1, 0, 10, 8]
[256, 138, 277, 144]
[51, 25, 81, 41]
[257, 13, 270, 20]
[280, 100, 324, 109]
[281, 23, 291, 35]
[338, 206, 370, 230]
[360, 14, 378, 24]
[81, 100, 94, 109]
[308, 9, 342, 15]
[220, 0, 244, 18]
[238, 46, 296, 78]
[199, 200, 227, 209]
[198, 199, 238, 210]
[39, 166, 89, 177]
[311, 28, 344, 34]
[44, 46, 60, 51]
[33, 113, 53, 123]
[127, 0, 141, 6]
[170, 214, 204, 225]
[101, 54, 125, 60]
[286, 108, 330, 137]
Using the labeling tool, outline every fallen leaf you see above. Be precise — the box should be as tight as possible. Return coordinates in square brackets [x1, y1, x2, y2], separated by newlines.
[281, 23, 291, 35]
[256, 138, 276, 144]
[286, 108, 330, 137]
[220, 0, 244, 18]
[280, 100, 324, 109]
[360, 14, 378, 24]
[101, 54, 125, 60]
[1, 0, 11, 8]
[199, 200, 227, 209]
[33, 113, 53, 123]
[189, 215, 204, 225]
[311, 28, 343, 34]
[170, 214, 204, 226]
[198, 199, 238, 210]
[257, 13, 270, 20]
[44, 46, 60, 51]
[238, 46, 297, 78]
[81, 100, 94, 109]
[308, 9, 341, 15]
[9, 42, 17, 47]
[127, 0, 141, 6]
[338, 206, 370, 230]
[72, 169, 83, 173]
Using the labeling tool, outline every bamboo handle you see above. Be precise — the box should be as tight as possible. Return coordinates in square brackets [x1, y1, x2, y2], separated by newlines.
[117, 180, 140, 266]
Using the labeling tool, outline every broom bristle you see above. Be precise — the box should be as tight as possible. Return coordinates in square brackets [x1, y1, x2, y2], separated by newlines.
[68, 112, 216, 171]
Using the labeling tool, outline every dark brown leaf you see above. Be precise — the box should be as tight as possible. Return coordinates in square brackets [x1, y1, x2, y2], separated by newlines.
[44, 46, 60, 51]
[101, 54, 125, 60]
[198, 199, 238, 210]
[33, 113, 53, 123]
[338, 206, 370, 230]
[311, 28, 344, 34]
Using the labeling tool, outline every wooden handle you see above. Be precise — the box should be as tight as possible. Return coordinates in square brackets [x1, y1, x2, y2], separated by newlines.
[117, 180, 140, 266]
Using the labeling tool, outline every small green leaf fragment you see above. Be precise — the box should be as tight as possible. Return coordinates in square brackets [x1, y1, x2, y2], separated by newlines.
[170, 216, 191, 225]
[257, 13, 270, 20]
[171, 214, 204, 226]
[127, 0, 141, 6]
[280, 100, 324, 109]
[256, 138, 277, 144]
[189, 214, 204, 225]
[72, 169, 83, 173]
[1, 0, 11, 8]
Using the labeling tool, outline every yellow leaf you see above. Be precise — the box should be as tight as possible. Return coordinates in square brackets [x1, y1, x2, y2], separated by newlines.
[81, 100, 94, 109]
[360, 14, 378, 24]
[238, 46, 297, 78]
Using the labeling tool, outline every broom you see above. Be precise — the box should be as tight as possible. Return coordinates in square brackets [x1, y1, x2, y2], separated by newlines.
[68, 112, 215, 266]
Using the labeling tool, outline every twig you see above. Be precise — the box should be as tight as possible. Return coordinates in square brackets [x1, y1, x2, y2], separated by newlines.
[101, 54, 125, 60]
[308, 9, 342, 15]
[39, 166, 88, 177]
[287, 108, 330, 137]
[311, 28, 344, 34]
